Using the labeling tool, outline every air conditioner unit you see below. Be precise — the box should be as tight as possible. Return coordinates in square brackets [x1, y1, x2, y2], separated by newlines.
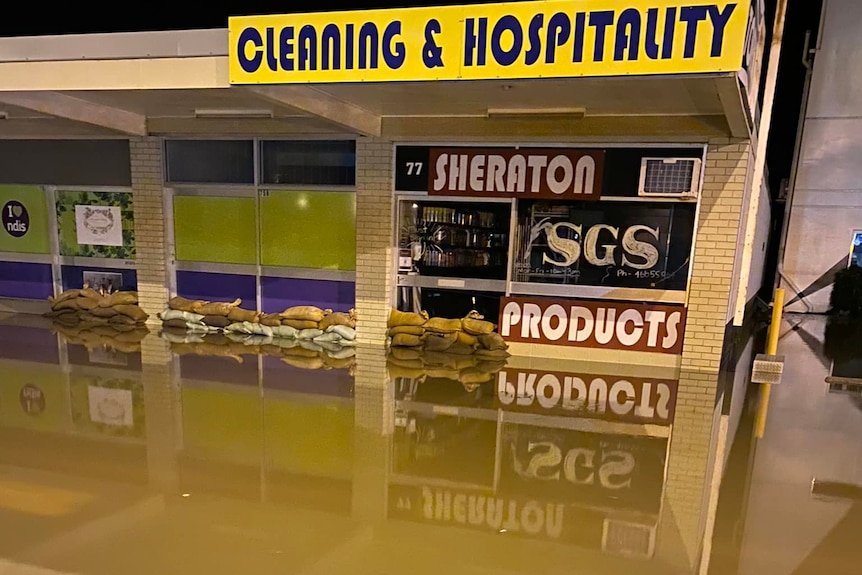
[638, 157, 702, 199]
[602, 519, 657, 559]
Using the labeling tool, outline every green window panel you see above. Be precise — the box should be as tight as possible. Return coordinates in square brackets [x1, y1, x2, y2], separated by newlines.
[174, 196, 257, 264]
[260, 191, 356, 270]
[0, 185, 51, 255]
[181, 387, 263, 465]
[56, 190, 135, 259]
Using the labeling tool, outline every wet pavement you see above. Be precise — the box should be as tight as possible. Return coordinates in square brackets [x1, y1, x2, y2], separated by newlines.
[0, 313, 860, 574]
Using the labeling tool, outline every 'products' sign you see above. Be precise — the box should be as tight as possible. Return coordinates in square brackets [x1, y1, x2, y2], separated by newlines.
[499, 296, 687, 354]
[496, 369, 677, 425]
[428, 148, 604, 200]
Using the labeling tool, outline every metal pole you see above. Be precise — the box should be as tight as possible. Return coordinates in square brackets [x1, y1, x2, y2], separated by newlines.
[755, 287, 785, 438]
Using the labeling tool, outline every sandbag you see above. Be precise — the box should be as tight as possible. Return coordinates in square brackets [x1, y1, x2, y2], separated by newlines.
[423, 332, 457, 352]
[53, 298, 80, 311]
[315, 340, 343, 354]
[387, 363, 427, 380]
[421, 350, 459, 369]
[168, 296, 207, 312]
[327, 347, 356, 360]
[79, 287, 101, 300]
[246, 323, 274, 338]
[112, 305, 147, 323]
[447, 343, 477, 356]
[476, 349, 512, 359]
[77, 311, 107, 325]
[162, 330, 203, 344]
[259, 313, 283, 327]
[44, 308, 76, 318]
[197, 298, 242, 317]
[108, 314, 138, 326]
[186, 322, 212, 334]
[51, 289, 81, 304]
[271, 325, 298, 339]
[390, 347, 422, 362]
[299, 340, 324, 353]
[76, 297, 100, 311]
[202, 315, 232, 328]
[160, 309, 203, 323]
[388, 308, 429, 328]
[100, 291, 138, 308]
[426, 368, 461, 381]
[314, 331, 342, 343]
[282, 346, 320, 358]
[282, 319, 319, 330]
[389, 325, 425, 337]
[89, 306, 118, 318]
[462, 318, 496, 336]
[424, 317, 462, 334]
[260, 344, 283, 357]
[327, 325, 356, 341]
[391, 333, 423, 347]
[456, 331, 479, 347]
[244, 334, 273, 346]
[227, 307, 260, 323]
[319, 312, 354, 331]
[203, 333, 229, 346]
[459, 368, 494, 385]
[163, 318, 189, 330]
[323, 355, 355, 370]
[274, 338, 299, 349]
[282, 356, 324, 370]
[280, 305, 328, 323]
[297, 328, 324, 341]
[338, 338, 357, 347]
[224, 322, 253, 335]
[478, 333, 508, 351]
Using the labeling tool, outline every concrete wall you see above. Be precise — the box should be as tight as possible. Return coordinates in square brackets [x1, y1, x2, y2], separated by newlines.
[782, 0, 862, 313]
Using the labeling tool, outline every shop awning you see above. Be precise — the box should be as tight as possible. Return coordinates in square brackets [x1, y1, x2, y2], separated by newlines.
[0, 29, 752, 140]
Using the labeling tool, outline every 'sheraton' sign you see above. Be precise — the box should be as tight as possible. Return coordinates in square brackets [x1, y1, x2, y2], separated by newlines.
[228, 1, 749, 84]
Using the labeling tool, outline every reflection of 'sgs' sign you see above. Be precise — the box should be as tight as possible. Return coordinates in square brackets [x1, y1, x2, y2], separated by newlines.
[500, 296, 687, 354]
[500, 423, 667, 513]
[497, 369, 677, 425]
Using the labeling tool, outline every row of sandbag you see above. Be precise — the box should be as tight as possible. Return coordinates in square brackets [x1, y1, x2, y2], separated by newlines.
[387, 308, 510, 354]
[45, 288, 149, 325]
[50, 319, 149, 353]
[161, 330, 356, 372]
[387, 346, 508, 387]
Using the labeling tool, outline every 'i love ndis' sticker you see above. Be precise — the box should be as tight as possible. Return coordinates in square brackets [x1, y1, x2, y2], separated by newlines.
[2, 200, 29, 238]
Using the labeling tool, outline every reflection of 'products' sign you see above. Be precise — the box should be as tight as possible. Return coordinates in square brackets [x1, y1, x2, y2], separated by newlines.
[428, 148, 604, 200]
[500, 296, 687, 354]
[2, 201, 29, 238]
[497, 369, 677, 425]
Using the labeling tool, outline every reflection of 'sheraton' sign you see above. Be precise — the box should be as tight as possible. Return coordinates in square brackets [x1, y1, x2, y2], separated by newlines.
[500, 297, 687, 354]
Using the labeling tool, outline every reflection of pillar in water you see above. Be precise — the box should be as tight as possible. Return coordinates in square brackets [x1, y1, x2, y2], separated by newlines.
[352, 345, 393, 523]
[142, 332, 181, 494]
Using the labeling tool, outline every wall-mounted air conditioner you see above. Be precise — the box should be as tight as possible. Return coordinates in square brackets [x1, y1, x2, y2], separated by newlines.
[638, 157, 702, 199]
[602, 519, 657, 559]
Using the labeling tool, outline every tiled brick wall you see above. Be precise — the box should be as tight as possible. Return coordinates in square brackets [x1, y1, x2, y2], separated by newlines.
[130, 137, 169, 322]
[659, 137, 752, 570]
[355, 138, 394, 345]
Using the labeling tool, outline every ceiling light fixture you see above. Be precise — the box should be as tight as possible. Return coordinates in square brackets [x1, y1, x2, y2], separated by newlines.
[486, 107, 587, 120]
[193, 108, 274, 119]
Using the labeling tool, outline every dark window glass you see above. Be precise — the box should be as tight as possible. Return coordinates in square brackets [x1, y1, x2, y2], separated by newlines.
[165, 140, 254, 184]
[261, 140, 356, 186]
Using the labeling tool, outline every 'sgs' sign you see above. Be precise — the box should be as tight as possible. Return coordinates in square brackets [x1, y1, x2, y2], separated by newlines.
[499, 296, 687, 354]
[429, 148, 604, 200]
[497, 369, 678, 425]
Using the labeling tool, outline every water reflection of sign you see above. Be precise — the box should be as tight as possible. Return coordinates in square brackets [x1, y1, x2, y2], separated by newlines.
[496, 369, 677, 425]
[87, 386, 134, 427]
[499, 423, 667, 514]
[428, 148, 604, 200]
[75, 205, 123, 246]
[500, 296, 687, 354]
[514, 201, 696, 291]
[19, 384, 45, 415]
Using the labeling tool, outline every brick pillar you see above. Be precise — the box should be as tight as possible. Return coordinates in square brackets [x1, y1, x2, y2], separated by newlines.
[142, 333, 180, 493]
[659, 138, 751, 570]
[130, 137, 169, 322]
[355, 138, 394, 346]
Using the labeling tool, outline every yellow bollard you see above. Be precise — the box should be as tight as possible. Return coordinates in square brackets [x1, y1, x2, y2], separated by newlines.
[755, 288, 785, 438]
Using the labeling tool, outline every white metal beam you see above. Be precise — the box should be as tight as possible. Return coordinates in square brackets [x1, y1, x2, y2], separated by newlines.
[0, 91, 147, 135]
[246, 85, 381, 137]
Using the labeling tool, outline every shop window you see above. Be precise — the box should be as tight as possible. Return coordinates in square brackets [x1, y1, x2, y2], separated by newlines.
[165, 140, 254, 184]
[851, 231, 862, 267]
[260, 140, 356, 186]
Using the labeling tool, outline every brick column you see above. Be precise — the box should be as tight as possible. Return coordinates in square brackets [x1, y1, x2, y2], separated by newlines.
[658, 138, 751, 570]
[142, 333, 180, 493]
[355, 138, 394, 346]
[130, 137, 169, 322]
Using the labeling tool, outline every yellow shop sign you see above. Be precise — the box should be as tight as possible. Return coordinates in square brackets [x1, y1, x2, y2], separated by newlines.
[228, 0, 749, 84]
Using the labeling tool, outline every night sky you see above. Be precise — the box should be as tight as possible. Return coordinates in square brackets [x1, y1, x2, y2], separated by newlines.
[0, 0, 825, 212]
